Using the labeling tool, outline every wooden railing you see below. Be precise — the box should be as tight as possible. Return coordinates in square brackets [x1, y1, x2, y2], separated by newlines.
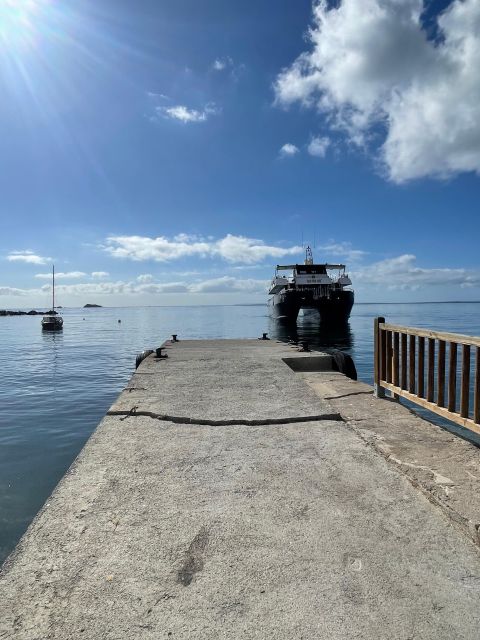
[374, 317, 480, 436]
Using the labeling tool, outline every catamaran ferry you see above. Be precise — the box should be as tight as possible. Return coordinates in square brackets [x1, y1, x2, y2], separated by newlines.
[268, 246, 354, 323]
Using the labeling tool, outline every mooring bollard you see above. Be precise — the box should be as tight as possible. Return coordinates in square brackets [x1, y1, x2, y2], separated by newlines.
[299, 341, 309, 352]
[258, 333, 270, 340]
[172, 334, 178, 342]
[155, 347, 168, 359]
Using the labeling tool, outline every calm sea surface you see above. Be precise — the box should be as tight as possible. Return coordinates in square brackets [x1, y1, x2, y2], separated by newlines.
[1, 302, 480, 564]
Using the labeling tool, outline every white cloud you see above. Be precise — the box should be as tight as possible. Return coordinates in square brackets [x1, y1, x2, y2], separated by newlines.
[136, 274, 153, 283]
[307, 136, 330, 158]
[91, 271, 109, 279]
[0, 277, 268, 297]
[157, 103, 219, 123]
[190, 276, 268, 294]
[212, 57, 233, 71]
[274, 0, 480, 183]
[2, 253, 480, 300]
[103, 234, 302, 265]
[279, 143, 300, 158]
[35, 271, 86, 280]
[353, 254, 480, 289]
[6, 251, 51, 265]
[0, 286, 29, 296]
[317, 241, 367, 263]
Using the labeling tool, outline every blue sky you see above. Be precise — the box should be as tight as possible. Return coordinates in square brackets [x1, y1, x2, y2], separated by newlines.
[1, 0, 480, 307]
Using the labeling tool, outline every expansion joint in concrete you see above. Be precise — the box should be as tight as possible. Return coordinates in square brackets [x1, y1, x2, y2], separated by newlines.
[106, 408, 344, 427]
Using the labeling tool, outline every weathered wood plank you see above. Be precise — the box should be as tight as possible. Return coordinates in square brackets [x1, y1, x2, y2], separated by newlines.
[460, 345, 470, 419]
[386, 331, 392, 384]
[438, 340, 446, 408]
[393, 332, 399, 387]
[448, 342, 457, 413]
[427, 338, 435, 402]
[409, 335, 416, 395]
[380, 381, 480, 436]
[475, 347, 480, 424]
[380, 323, 480, 349]
[401, 333, 407, 390]
[418, 337, 425, 399]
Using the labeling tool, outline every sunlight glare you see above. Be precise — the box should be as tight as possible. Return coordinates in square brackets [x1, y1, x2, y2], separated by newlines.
[0, 0, 50, 50]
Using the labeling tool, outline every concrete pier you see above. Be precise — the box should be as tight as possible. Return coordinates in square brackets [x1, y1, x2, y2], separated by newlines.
[1, 339, 480, 639]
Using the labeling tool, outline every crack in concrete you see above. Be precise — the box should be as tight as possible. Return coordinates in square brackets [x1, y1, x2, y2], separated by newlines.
[107, 407, 344, 426]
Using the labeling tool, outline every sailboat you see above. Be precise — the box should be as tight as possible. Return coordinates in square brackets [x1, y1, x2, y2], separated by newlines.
[41, 265, 63, 331]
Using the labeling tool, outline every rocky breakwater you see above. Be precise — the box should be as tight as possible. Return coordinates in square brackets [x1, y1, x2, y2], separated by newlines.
[0, 309, 54, 316]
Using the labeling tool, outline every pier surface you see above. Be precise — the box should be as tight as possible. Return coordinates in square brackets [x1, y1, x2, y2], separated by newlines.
[1, 339, 480, 639]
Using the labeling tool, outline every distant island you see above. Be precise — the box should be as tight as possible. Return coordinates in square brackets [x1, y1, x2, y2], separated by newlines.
[83, 303, 102, 308]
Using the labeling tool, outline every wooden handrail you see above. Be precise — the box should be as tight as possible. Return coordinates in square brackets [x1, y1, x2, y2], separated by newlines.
[374, 318, 480, 436]
[381, 323, 480, 348]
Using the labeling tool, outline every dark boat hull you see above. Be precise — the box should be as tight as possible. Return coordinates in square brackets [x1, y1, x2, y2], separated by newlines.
[269, 290, 354, 323]
[41, 318, 63, 331]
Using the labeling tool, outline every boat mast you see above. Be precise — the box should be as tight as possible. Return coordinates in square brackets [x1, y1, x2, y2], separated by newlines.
[52, 264, 55, 311]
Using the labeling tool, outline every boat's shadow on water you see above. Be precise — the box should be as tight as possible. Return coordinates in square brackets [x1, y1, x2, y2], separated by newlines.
[268, 309, 354, 354]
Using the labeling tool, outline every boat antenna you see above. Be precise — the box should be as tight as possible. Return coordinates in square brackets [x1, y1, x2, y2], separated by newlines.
[301, 231, 304, 249]
[305, 245, 313, 265]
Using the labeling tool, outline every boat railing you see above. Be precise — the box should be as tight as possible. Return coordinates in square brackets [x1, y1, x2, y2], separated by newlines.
[373, 317, 480, 436]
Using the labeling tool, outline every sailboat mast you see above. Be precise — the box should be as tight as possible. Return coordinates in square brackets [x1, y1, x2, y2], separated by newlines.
[52, 265, 55, 311]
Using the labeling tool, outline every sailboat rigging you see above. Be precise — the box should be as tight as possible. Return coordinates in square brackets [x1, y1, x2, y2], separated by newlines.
[41, 265, 63, 331]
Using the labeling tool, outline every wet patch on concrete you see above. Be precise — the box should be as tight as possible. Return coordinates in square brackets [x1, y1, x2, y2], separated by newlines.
[177, 526, 209, 586]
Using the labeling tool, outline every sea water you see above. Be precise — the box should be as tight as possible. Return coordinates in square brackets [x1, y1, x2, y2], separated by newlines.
[1, 302, 480, 563]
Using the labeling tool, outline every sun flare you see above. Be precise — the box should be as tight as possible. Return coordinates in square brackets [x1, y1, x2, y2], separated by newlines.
[0, 0, 49, 49]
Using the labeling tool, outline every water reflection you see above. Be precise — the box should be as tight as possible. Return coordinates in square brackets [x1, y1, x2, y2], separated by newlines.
[268, 309, 353, 353]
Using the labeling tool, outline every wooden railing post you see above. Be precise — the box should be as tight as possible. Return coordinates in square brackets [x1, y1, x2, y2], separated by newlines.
[386, 331, 393, 384]
[409, 334, 416, 395]
[401, 333, 407, 390]
[438, 340, 446, 407]
[448, 342, 457, 413]
[418, 336, 425, 398]
[374, 317, 385, 398]
[427, 338, 435, 402]
[460, 345, 470, 418]
[393, 332, 400, 387]
[475, 347, 480, 424]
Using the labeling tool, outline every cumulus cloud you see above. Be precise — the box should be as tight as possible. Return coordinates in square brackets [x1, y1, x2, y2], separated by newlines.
[35, 271, 86, 280]
[353, 254, 480, 289]
[136, 274, 153, 283]
[103, 234, 302, 265]
[0, 286, 29, 296]
[212, 56, 234, 71]
[2, 253, 480, 298]
[317, 241, 367, 263]
[0, 277, 268, 297]
[279, 143, 300, 158]
[156, 103, 219, 123]
[190, 276, 268, 294]
[6, 250, 51, 265]
[274, 0, 480, 182]
[307, 136, 330, 158]
[91, 271, 109, 279]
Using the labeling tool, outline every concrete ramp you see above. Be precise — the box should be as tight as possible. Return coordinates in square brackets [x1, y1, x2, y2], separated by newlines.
[1, 340, 480, 639]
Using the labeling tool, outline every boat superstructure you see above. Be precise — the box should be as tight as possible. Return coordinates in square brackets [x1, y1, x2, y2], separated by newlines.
[268, 246, 354, 323]
[41, 265, 63, 331]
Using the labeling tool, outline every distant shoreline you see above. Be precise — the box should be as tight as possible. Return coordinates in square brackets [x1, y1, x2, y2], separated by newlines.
[2, 301, 480, 314]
